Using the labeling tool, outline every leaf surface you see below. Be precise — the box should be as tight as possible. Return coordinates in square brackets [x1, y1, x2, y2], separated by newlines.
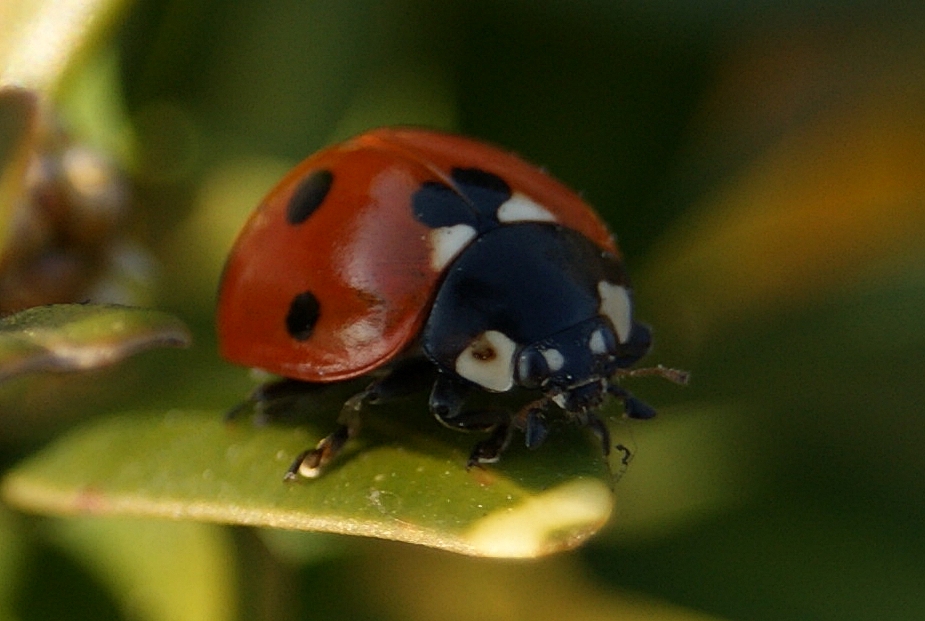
[2, 405, 617, 558]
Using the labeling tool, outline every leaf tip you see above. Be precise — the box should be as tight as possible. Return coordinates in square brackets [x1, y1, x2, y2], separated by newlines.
[463, 478, 614, 558]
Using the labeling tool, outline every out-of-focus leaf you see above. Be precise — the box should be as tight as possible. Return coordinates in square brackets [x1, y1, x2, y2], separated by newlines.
[329, 60, 458, 142]
[360, 544, 730, 621]
[0, 304, 191, 382]
[0, 0, 129, 94]
[0, 506, 24, 619]
[58, 45, 138, 172]
[2, 406, 618, 558]
[257, 528, 347, 566]
[48, 517, 236, 621]
[161, 158, 293, 308]
[0, 87, 38, 245]
[601, 404, 763, 542]
[644, 71, 925, 348]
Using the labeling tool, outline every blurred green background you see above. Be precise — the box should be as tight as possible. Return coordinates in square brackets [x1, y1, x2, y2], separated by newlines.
[3, 0, 925, 620]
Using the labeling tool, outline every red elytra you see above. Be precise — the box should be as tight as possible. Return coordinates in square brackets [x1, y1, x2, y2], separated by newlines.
[217, 128, 618, 382]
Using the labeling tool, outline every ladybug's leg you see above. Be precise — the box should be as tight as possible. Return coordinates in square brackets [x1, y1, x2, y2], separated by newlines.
[227, 378, 328, 424]
[606, 384, 658, 420]
[575, 410, 612, 457]
[429, 373, 509, 434]
[285, 391, 366, 480]
[429, 372, 519, 467]
[465, 422, 515, 468]
[510, 398, 551, 449]
[285, 358, 436, 480]
[428, 372, 472, 423]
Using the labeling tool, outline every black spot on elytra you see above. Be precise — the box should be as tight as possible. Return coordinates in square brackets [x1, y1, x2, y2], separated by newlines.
[286, 169, 333, 225]
[412, 180, 474, 229]
[411, 167, 512, 232]
[451, 168, 511, 220]
[286, 291, 320, 340]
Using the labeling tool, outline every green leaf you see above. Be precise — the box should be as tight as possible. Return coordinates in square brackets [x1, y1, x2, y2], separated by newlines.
[0, 506, 24, 619]
[48, 517, 236, 621]
[0, 304, 191, 382]
[2, 405, 617, 558]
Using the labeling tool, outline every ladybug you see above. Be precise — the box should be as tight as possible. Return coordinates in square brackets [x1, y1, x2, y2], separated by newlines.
[217, 128, 687, 480]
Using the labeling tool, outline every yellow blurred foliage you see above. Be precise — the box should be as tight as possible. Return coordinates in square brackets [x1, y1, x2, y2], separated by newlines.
[646, 69, 925, 346]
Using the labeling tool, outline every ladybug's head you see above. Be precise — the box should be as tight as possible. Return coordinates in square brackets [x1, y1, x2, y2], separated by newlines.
[514, 316, 652, 413]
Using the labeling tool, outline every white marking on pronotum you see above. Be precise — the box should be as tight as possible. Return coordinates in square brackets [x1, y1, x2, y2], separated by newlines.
[588, 328, 609, 355]
[597, 281, 632, 343]
[454, 330, 518, 392]
[429, 224, 477, 270]
[496, 193, 557, 224]
[541, 348, 565, 372]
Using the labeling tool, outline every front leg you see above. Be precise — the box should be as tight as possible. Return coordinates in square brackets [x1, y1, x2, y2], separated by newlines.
[574, 410, 612, 457]
[465, 423, 515, 468]
[429, 372, 515, 467]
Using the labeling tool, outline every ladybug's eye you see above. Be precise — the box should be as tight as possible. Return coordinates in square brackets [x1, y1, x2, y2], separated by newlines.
[516, 348, 550, 389]
[612, 323, 652, 367]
